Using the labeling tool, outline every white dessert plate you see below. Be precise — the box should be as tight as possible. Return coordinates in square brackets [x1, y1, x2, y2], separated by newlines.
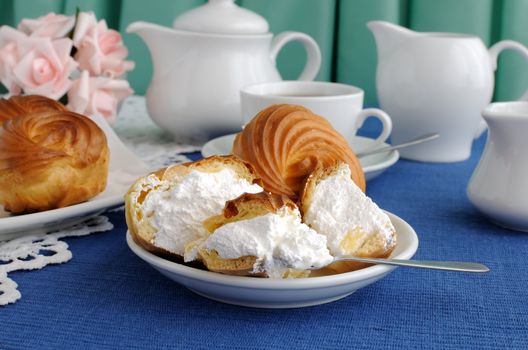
[0, 114, 150, 241]
[201, 133, 399, 181]
[126, 211, 418, 309]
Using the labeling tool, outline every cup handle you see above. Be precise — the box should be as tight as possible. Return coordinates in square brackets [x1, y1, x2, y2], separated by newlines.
[355, 108, 393, 154]
[477, 40, 528, 138]
[270, 31, 321, 81]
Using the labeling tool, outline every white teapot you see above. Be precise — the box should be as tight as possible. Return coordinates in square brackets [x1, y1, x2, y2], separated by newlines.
[127, 0, 321, 142]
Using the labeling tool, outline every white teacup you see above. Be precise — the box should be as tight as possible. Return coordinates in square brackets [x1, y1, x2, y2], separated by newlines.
[240, 81, 392, 153]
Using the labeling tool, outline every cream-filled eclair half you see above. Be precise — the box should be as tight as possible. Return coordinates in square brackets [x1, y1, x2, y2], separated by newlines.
[125, 156, 263, 261]
[199, 192, 333, 278]
[301, 163, 397, 274]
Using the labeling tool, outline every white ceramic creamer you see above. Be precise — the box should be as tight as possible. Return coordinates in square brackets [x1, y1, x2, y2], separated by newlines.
[368, 21, 528, 162]
[467, 102, 528, 232]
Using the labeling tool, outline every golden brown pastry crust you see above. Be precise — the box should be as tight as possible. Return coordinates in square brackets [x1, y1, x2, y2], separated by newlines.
[0, 110, 109, 213]
[0, 95, 67, 123]
[202, 191, 295, 233]
[232, 104, 365, 200]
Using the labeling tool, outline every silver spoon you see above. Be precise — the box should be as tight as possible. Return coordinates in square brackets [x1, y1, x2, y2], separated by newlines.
[357, 133, 440, 158]
[324, 256, 489, 272]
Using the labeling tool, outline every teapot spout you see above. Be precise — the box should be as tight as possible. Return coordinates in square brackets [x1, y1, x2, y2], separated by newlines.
[367, 21, 416, 57]
[127, 21, 182, 79]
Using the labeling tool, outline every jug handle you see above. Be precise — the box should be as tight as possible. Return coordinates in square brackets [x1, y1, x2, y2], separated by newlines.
[270, 31, 321, 81]
[476, 40, 528, 138]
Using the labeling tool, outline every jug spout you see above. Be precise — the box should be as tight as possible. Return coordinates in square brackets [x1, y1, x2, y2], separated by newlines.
[482, 101, 528, 132]
[367, 21, 416, 57]
[127, 21, 182, 79]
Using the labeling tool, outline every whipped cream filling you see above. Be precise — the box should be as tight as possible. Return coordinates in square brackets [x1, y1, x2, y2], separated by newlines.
[141, 168, 263, 259]
[203, 208, 334, 278]
[304, 164, 395, 256]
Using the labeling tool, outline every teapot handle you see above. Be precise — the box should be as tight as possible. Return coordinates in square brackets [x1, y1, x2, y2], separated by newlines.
[270, 31, 321, 81]
[476, 40, 528, 138]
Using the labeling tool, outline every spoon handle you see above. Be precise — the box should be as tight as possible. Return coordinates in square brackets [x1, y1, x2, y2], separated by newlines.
[334, 256, 490, 272]
[357, 133, 439, 158]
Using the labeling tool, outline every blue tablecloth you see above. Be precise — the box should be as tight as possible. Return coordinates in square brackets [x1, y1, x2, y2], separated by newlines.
[1, 123, 527, 349]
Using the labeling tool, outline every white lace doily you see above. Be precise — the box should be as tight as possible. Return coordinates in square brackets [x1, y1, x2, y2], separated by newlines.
[0, 96, 202, 306]
[0, 216, 113, 305]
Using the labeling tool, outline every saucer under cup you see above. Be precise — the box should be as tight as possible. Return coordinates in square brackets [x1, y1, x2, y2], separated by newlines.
[201, 133, 399, 181]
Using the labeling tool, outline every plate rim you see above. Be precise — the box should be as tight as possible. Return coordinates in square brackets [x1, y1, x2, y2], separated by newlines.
[126, 211, 419, 290]
[0, 194, 123, 234]
[362, 148, 399, 173]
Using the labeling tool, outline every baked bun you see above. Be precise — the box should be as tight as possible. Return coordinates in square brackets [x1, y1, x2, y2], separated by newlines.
[0, 95, 67, 122]
[0, 110, 109, 213]
[124, 155, 263, 261]
[200, 191, 333, 278]
[301, 163, 397, 275]
[233, 104, 365, 200]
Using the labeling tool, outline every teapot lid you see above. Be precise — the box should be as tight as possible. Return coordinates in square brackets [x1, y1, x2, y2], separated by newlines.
[172, 0, 269, 34]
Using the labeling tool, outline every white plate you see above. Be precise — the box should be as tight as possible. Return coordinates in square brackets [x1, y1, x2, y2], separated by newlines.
[126, 211, 418, 309]
[201, 133, 399, 181]
[0, 114, 150, 240]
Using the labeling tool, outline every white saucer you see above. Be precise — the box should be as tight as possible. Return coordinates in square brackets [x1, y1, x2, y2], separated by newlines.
[0, 114, 150, 241]
[201, 133, 399, 181]
[126, 211, 418, 309]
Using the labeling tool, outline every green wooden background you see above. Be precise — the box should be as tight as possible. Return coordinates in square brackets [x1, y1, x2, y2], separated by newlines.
[0, 0, 526, 104]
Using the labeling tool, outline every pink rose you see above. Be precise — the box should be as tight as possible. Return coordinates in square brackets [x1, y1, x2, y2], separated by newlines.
[0, 26, 25, 94]
[18, 13, 75, 39]
[73, 12, 134, 78]
[72, 12, 97, 47]
[0, 43, 21, 93]
[67, 70, 133, 124]
[13, 35, 77, 99]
